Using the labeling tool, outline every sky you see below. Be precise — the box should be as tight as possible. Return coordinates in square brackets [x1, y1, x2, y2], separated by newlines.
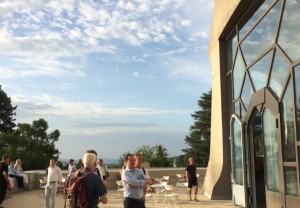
[0, 0, 214, 161]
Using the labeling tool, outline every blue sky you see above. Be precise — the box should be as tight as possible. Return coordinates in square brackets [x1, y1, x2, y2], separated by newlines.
[0, 0, 213, 160]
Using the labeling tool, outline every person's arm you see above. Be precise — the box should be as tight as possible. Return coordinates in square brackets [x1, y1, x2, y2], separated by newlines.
[3, 170, 9, 182]
[99, 195, 108, 204]
[57, 167, 63, 183]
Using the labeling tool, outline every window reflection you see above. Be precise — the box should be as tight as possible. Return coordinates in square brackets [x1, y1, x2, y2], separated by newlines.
[227, 32, 237, 72]
[284, 167, 298, 196]
[295, 65, 300, 141]
[269, 50, 290, 98]
[240, 1, 281, 66]
[248, 50, 272, 91]
[232, 118, 243, 185]
[280, 79, 296, 162]
[241, 74, 253, 109]
[263, 108, 279, 192]
[278, 0, 300, 62]
[233, 49, 246, 99]
[239, 0, 273, 39]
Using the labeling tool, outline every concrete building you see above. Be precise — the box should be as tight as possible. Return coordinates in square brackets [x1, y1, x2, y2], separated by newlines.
[203, 0, 300, 207]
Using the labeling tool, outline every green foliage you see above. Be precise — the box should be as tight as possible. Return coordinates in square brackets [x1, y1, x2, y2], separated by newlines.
[149, 145, 169, 167]
[182, 90, 211, 167]
[119, 144, 170, 167]
[0, 85, 17, 134]
[0, 118, 60, 170]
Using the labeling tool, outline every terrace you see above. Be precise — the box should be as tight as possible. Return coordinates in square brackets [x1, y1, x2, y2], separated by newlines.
[3, 167, 241, 208]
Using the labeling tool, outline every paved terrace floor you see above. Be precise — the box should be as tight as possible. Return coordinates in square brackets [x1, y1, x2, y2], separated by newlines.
[2, 189, 242, 208]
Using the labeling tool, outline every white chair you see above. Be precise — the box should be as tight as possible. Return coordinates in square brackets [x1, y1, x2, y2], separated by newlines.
[115, 180, 125, 198]
[57, 177, 66, 194]
[38, 178, 47, 197]
[176, 174, 185, 182]
[164, 185, 181, 208]
[176, 182, 189, 201]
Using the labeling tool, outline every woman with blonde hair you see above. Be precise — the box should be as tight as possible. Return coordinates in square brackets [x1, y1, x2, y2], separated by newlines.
[14, 159, 29, 184]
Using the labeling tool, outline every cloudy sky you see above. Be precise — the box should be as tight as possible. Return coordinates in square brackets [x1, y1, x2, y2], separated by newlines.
[0, 0, 214, 161]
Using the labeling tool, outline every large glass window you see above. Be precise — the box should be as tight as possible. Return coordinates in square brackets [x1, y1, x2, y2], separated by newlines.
[231, 117, 243, 185]
[263, 108, 279, 192]
[284, 167, 298, 196]
[281, 79, 296, 162]
[295, 65, 300, 141]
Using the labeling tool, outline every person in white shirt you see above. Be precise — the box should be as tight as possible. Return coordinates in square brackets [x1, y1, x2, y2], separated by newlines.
[45, 159, 62, 208]
[67, 159, 76, 179]
[14, 159, 29, 184]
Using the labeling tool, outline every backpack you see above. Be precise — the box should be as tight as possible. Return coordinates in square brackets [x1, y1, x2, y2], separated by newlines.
[64, 171, 93, 208]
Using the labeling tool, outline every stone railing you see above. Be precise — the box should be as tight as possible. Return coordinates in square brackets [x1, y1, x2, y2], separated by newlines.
[23, 167, 206, 190]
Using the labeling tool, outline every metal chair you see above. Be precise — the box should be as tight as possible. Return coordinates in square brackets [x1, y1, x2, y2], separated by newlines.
[164, 184, 181, 208]
[176, 182, 189, 201]
[115, 180, 125, 198]
[38, 178, 47, 197]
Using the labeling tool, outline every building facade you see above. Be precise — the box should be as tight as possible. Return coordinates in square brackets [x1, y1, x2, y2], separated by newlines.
[204, 0, 300, 207]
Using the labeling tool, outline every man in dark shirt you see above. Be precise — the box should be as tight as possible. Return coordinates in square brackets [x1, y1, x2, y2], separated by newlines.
[185, 157, 199, 201]
[0, 155, 10, 207]
[82, 152, 107, 208]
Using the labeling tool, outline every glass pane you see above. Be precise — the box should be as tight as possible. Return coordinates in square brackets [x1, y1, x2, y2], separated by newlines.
[227, 32, 238, 71]
[240, 1, 281, 66]
[234, 101, 240, 118]
[253, 112, 263, 157]
[232, 118, 243, 185]
[269, 50, 290, 98]
[263, 108, 279, 192]
[278, 0, 300, 62]
[248, 50, 272, 91]
[281, 79, 296, 162]
[241, 105, 246, 122]
[239, 0, 274, 39]
[233, 49, 246, 99]
[241, 74, 254, 109]
[295, 65, 300, 141]
[284, 167, 298, 196]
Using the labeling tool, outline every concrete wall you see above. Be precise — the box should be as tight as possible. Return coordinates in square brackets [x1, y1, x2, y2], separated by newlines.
[204, 0, 241, 200]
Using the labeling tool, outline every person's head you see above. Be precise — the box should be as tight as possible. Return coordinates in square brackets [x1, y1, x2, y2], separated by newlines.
[9, 160, 15, 166]
[188, 157, 194, 165]
[2, 155, 9, 164]
[135, 153, 143, 168]
[69, 159, 74, 164]
[85, 149, 97, 166]
[124, 153, 135, 169]
[98, 159, 103, 166]
[83, 153, 96, 170]
[16, 159, 22, 166]
[49, 159, 56, 167]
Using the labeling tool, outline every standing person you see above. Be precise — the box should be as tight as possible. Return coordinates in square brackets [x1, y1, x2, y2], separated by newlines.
[0, 155, 9, 208]
[14, 159, 29, 184]
[185, 157, 199, 201]
[122, 153, 150, 208]
[97, 159, 109, 187]
[45, 159, 62, 208]
[8, 160, 24, 189]
[67, 159, 76, 179]
[82, 153, 107, 208]
[135, 153, 150, 200]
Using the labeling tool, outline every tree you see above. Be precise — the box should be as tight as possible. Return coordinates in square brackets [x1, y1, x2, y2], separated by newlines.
[182, 90, 211, 167]
[118, 144, 170, 167]
[135, 145, 155, 162]
[0, 85, 17, 134]
[0, 118, 60, 170]
[149, 145, 169, 167]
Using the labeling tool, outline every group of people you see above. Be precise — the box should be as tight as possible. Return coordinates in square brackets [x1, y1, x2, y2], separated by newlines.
[1, 152, 199, 208]
[44, 150, 108, 208]
[0, 155, 29, 208]
[121, 155, 199, 208]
